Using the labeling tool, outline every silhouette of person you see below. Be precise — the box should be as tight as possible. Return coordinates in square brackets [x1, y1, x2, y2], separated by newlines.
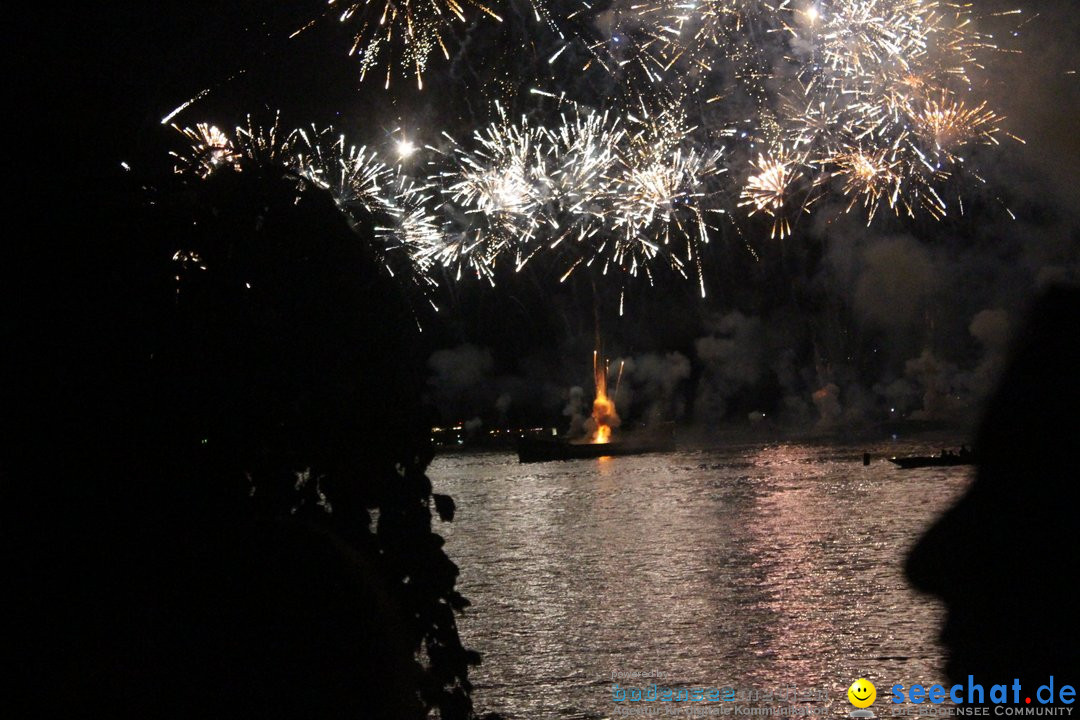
[906, 285, 1079, 695]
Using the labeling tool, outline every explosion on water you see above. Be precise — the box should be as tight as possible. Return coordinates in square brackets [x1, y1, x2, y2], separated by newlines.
[587, 350, 621, 444]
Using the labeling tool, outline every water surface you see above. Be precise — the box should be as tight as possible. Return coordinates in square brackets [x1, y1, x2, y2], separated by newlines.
[430, 441, 971, 719]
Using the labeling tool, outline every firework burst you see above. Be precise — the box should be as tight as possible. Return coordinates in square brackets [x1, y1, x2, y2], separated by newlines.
[607, 143, 723, 294]
[169, 0, 1023, 294]
[291, 125, 392, 214]
[374, 176, 447, 293]
[298, 0, 504, 89]
[829, 146, 903, 222]
[170, 123, 239, 178]
[909, 94, 1002, 159]
[738, 147, 810, 239]
[546, 108, 625, 225]
[435, 103, 556, 274]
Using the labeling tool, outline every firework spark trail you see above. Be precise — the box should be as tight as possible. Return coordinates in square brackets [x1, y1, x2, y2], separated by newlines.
[909, 94, 1003, 159]
[292, 125, 392, 212]
[167, 0, 1022, 293]
[780, 0, 943, 84]
[296, 0, 504, 89]
[174, 0, 1021, 248]
[608, 143, 723, 295]
[738, 146, 809, 240]
[558, 100, 725, 294]
[426, 100, 725, 291]
[169, 123, 239, 178]
[234, 113, 298, 167]
[289, 126, 453, 286]
[374, 176, 447, 295]
[829, 146, 903, 223]
[564, 0, 1014, 230]
[170, 119, 452, 290]
[169, 113, 299, 177]
[432, 102, 557, 278]
[766, 2, 1010, 225]
[378, 178, 446, 263]
[546, 108, 625, 227]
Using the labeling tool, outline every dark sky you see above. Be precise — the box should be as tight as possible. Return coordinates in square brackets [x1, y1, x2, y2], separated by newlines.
[14, 0, 1080, 430]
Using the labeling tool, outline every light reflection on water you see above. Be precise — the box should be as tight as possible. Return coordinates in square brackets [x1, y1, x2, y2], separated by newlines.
[430, 441, 972, 719]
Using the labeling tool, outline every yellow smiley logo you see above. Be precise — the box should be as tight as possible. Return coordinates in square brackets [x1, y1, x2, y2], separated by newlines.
[848, 679, 877, 708]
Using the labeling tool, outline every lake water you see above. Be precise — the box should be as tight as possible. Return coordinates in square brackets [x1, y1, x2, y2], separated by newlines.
[429, 440, 973, 719]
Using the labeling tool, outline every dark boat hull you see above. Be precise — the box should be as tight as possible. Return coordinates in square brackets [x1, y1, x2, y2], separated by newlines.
[888, 456, 975, 469]
[517, 433, 675, 463]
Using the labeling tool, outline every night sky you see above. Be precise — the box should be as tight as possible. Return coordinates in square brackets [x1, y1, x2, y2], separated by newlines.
[14, 0, 1080, 433]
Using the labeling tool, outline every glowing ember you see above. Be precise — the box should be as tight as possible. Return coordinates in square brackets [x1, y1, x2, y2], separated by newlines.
[589, 350, 620, 444]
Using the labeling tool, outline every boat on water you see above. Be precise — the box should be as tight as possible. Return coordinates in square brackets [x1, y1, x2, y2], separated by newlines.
[888, 449, 975, 469]
[517, 427, 676, 463]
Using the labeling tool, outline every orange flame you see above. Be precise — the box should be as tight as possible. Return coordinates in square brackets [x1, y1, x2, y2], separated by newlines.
[589, 350, 620, 444]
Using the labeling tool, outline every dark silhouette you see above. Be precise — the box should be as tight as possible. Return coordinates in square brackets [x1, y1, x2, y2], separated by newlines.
[7, 156, 481, 717]
[906, 285, 1080, 693]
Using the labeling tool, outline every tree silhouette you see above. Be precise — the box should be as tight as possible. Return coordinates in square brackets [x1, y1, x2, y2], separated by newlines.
[9, 154, 484, 718]
[157, 158, 483, 717]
